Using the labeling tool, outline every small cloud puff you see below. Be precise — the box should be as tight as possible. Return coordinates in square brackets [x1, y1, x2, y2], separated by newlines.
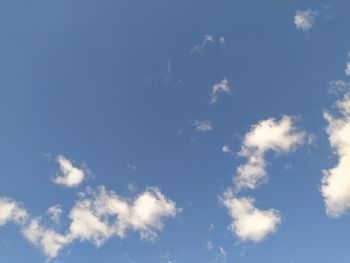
[222, 145, 231, 153]
[52, 155, 86, 188]
[221, 190, 281, 242]
[0, 198, 28, 226]
[294, 9, 318, 32]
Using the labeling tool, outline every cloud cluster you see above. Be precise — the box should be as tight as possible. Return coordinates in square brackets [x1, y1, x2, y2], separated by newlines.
[221, 190, 281, 242]
[222, 116, 305, 242]
[0, 187, 178, 259]
[235, 116, 305, 190]
[294, 9, 318, 32]
[321, 93, 350, 217]
[210, 79, 231, 105]
[69, 186, 177, 243]
[52, 155, 86, 188]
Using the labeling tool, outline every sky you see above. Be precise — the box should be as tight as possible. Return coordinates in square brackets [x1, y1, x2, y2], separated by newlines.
[1, 0, 350, 262]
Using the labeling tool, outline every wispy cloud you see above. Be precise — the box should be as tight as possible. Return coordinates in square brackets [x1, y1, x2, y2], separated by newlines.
[191, 34, 215, 54]
[191, 34, 225, 54]
[47, 205, 63, 225]
[205, 240, 213, 251]
[215, 246, 228, 263]
[191, 120, 213, 132]
[210, 79, 231, 105]
[294, 9, 318, 32]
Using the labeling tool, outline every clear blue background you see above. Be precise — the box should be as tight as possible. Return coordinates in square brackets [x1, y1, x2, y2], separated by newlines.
[1, 0, 350, 262]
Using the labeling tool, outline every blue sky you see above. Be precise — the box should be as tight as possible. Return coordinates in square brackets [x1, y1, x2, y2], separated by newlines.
[1, 0, 350, 262]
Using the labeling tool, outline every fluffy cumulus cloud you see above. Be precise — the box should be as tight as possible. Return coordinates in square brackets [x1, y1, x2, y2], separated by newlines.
[221, 116, 305, 243]
[0, 198, 28, 226]
[191, 120, 213, 132]
[69, 186, 177, 244]
[321, 93, 350, 217]
[0, 187, 178, 259]
[294, 9, 318, 32]
[221, 191, 281, 242]
[210, 79, 231, 104]
[52, 155, 86, 188]
[22, 219, 71, 258]
[235, 115, 305, 190]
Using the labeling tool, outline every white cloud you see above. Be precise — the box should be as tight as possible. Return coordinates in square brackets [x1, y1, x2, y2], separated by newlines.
[68, 186, 178, 248]
[47, 205, 63, 225]
[0, 187, 178, 259]
[210, 79, 231, 105]
[235, 116, 305, 190]
[218, 247, 227, 263]
[191, 34, 226, 54]
[205, 240, 213, 251]
[345, 52, 350, 76]
[126, 163, 137, 172]
[294, 9, 318, 32]
[329, 80, 350, 94]
[127, 183, 138, 193]
[52, 155, 86, 188]
[191, 34, 214, 54]
[22, 219, 71, 259]
[221, 191, 281, 242]
[191, 120, 213, 132]
[0, 198, 28, 226]
[321, 93, 350, 217]
[222, 145, 231, 153]
[219, 37, 225, 46]
[345, 63, 350, 76]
